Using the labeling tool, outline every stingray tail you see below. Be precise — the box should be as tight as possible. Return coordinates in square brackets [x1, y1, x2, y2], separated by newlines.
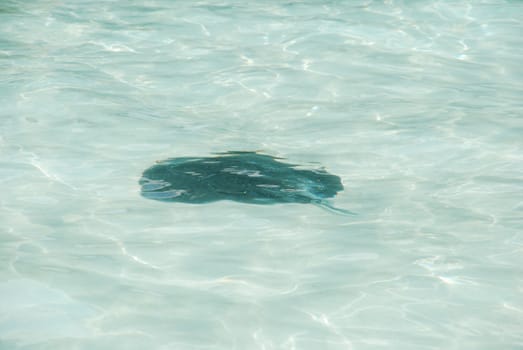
[312, 200, 357, 216]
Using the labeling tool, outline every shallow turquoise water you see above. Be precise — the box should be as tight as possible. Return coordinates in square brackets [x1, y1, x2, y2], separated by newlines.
[1, 1, 523, 349]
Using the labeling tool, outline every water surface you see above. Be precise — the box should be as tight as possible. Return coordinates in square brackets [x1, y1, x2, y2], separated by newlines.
[1, 1, 522, 349]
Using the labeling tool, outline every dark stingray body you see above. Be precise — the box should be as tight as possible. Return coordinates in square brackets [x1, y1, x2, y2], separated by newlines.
[139, 152, 344, 205]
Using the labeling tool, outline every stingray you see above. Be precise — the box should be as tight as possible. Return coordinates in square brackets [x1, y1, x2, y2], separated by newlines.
[139, 151, 353, 215]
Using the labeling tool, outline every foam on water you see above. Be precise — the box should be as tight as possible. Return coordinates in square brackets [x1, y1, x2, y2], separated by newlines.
[1, 1, 523, 349]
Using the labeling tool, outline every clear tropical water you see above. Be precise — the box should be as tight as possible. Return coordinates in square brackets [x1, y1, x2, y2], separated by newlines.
[1, 0, 523, 349]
